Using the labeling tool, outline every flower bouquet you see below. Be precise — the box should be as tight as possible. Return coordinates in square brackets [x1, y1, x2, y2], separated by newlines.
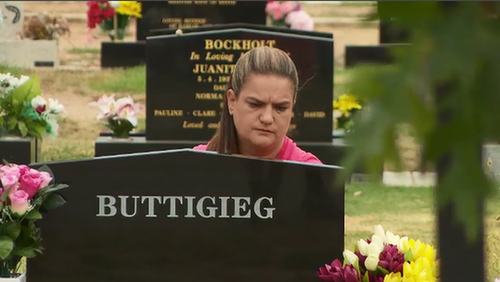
[86, 1, 142, 41]
[266, 1, 301, 28]
[285, 10, 315, 31]
[333, 93, 362, 133]
[89, 94, 138, 139]
[0, 73, 64, 140]
[318, 225, 439, 282]
[0, 162, 68, 278]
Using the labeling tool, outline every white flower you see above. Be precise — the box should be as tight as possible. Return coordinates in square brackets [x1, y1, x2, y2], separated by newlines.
[342, 250, 358, 265]
[109, 1, 120, 8]
[31, 96, 47, 111]
[364, 242, 383, 271]
[0, 73, 15, 94]
[368, 239, 383, 256]
[374, 225, 386, 243]
[364, 254, 379, 271]
[48, 98, 65, 114]
[17, 75, 30, 87]
[372, 225, 402, 246]
[115, 105, 138, 127]
[357, 239, 369, 256]
[0, 73, 30, 94]
[115, 96, 136, 113]
[114, 96, 138, 126]
[397, 236, 408, 254]
[385, 231, 401, 246]
[370, 235, 384, 253]
[285, 10, 314, 31]
[89, 94, 117, 120]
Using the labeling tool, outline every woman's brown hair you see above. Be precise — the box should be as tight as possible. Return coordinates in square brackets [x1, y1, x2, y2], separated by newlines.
[206, 46, 299, 154]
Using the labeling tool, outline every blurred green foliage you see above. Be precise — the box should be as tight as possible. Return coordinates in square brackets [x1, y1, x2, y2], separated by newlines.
[343, 1, 500, 240]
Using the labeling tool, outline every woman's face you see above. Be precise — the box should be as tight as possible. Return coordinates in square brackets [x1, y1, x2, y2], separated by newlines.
[227, 74, 295, 154]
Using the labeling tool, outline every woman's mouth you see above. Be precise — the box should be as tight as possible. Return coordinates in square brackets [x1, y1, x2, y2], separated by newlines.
[255, 129, 273, 134]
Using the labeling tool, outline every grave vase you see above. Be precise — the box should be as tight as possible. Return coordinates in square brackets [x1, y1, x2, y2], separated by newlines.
[0, 273, 26, 282]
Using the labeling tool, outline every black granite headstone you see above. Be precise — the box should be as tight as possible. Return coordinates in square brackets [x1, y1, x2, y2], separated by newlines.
[137, 1, 267, 41]
[0, 137, 39, 165]
[28, 150, 344, 282]
[101, 41, 146, 68]
[146, 28, 334, 142]
[148, 22, 333, 39]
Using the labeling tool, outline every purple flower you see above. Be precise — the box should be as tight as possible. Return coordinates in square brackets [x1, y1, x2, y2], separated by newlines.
[378, 244, 405, 274]
[317, 259, 360, 282]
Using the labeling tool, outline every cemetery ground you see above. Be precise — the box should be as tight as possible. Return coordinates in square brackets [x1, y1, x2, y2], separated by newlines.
[3, 65, 500, 281]
[4, 1, 500, 280]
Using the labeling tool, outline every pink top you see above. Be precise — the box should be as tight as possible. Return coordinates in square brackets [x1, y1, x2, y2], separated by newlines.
[192, 136, 323, 164]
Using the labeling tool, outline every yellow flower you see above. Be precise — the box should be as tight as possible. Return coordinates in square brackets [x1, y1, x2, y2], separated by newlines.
[116, 1, 142, 18]
[403, 239, 437, 264]
[333, 94, 362, 117]
[384, 272, 402, 282]
[402, 257, 438, 282]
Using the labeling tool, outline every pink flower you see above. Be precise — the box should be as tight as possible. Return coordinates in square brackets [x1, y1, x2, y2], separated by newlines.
[317, 259, 359, 282]
[280, 1, 296, 14]
[1, 165, 20, 179]
[1, 174, 18, 189]
[285, 10, 315, 31]
[9, 190, 29, 216]
[39, 171, 52, 188]
[18, 170, 44, 199]
[17, 165, 31, 177]
[266, 2, 285, 20]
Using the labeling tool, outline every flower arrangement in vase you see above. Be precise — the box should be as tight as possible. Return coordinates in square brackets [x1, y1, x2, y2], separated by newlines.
[0, 73, 65, 140]
[89, 94, 138, 139]
[0, 162, 68, 280]
[333, 92, 363, 134]
[265, 1, 315, 31]
[318, 225, 439, 282]
[86, 1, 142, 41]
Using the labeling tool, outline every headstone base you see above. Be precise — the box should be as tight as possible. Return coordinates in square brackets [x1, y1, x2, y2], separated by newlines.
[0, 137, 39, 165]
[100, 41, 146, 68]
[0, 40, 59, 68]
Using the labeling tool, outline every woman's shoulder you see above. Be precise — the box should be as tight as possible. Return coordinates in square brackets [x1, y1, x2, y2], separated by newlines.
[279, 136, 323, 165]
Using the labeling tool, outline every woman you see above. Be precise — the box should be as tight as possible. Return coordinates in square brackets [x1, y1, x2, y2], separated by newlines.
[193, 46, 322, 165]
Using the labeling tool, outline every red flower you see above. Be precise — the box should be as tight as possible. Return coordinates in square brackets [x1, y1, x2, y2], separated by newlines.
[317, 259, 359, 282]
[86, 1, 115, 29]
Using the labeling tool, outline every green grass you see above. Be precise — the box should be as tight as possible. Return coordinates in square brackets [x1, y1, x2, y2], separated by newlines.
[345, 184, 435, 216]
[340, 1, 376, 6]
[0, 64, 34, 76]
[67, 47, 100, 54]
[89, 65, 146, 94]
[136, 117, 146, 132]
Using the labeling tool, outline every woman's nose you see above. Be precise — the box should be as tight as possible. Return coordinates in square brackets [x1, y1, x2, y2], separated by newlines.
[259, 106, 273, 124]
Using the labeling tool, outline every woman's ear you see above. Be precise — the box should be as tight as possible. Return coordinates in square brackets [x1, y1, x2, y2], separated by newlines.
[227, 89, 236, 115]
